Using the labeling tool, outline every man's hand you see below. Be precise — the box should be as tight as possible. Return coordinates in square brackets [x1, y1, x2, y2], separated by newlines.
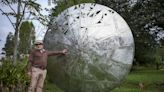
[27, 71, 32, 77]
[62, 49, 68, 55]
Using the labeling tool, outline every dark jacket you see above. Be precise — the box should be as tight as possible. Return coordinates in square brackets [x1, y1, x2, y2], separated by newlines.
[28, 49, 63, 70]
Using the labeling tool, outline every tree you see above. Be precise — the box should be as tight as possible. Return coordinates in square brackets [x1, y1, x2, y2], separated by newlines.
[131, 0, 164, 65]
[19, 21, 35, 55]
[154, 48, 162, 70]
[0, 0, 48, 64]
[2, 32, 14, 57]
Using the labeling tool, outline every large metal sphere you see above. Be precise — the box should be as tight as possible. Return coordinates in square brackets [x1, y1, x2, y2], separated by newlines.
[44, 3, 134, 92]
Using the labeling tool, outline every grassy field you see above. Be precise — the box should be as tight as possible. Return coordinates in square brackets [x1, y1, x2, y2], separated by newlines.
[112, 69, 164, 92]
[44, 68, 164, 92]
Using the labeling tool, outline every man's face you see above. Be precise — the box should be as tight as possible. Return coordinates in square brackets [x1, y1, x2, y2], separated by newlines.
[35, 43, 44, 49]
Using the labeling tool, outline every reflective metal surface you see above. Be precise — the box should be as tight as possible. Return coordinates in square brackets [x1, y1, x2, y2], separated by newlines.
[44, 3, 134, 92]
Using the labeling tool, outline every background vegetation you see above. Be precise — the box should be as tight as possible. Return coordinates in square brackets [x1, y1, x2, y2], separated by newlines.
[0, 58, 30, 92]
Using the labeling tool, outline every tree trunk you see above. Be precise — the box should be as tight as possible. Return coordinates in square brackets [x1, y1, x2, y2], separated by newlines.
[0, 81, 2, 92]
[13, 29, 19, 64]
[13, 0, 21, 64]
[156, 63, 160, 70]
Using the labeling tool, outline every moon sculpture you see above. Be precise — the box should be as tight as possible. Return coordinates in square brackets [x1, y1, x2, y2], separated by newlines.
[44, 3, 134, 92]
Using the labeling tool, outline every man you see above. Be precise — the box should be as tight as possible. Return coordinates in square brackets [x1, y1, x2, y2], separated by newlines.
[27, 40, 68, 92]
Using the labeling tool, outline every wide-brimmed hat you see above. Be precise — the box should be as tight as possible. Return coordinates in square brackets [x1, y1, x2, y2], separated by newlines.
[34, 40, 43, 45]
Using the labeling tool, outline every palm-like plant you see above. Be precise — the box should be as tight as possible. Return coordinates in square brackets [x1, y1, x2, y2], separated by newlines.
[0, 58, 30, 92]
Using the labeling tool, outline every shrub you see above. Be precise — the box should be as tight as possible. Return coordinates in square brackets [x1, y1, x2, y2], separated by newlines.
[0, 58, 30, 92]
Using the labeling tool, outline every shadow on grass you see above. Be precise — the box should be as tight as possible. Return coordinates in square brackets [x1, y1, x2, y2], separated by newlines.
[44, 68, 164, 92]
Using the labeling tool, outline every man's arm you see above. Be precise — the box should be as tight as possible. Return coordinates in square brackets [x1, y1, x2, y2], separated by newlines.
[47, 49, 68, 56]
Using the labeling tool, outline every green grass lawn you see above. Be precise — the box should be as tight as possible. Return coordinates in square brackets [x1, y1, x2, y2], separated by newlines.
[44, 82, 64, 92]
[44, 68, 164, 92]
[112, 69, 164, 92]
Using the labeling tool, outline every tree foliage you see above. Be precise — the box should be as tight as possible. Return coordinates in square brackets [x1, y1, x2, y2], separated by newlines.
[0, 58, 29, 92]
[2, 32, 14, 57]
[19, 21, 35, 54]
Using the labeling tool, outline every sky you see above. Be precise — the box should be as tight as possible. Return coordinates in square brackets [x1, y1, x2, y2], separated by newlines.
[0, 0, 55, 58]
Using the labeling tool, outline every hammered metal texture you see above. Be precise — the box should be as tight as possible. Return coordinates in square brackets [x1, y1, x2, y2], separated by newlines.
[44, 3, 134, 92]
